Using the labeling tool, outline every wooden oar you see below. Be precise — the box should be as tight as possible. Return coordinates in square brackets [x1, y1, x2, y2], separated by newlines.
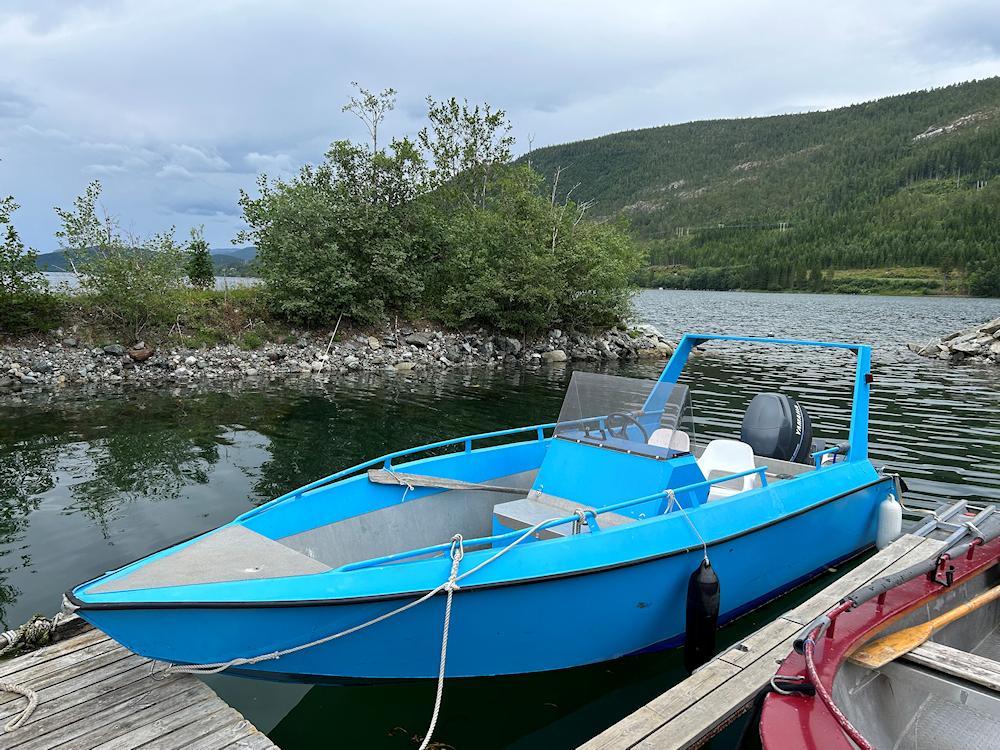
[367, 469, 526, 495]
[851, 583, 1000, 668]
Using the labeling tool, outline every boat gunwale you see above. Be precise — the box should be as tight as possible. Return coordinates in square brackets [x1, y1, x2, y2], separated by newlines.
[68, 474, 892, 611]
[759, 535, 1000, 750]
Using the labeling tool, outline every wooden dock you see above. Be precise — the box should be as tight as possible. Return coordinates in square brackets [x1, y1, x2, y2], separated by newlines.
[0, 619, 277, 750]
[580, 533, 945, 750]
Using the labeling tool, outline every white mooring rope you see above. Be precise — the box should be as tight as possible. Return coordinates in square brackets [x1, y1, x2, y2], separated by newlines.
[0, 682, 38, 733]
[419, 534, 464, 750]
[159, 517, 561, 748]
[0, 613, 67, 733]
[665, 489, 709, 562]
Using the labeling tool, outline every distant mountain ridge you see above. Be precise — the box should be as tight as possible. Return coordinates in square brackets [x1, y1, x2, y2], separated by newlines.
[36, 246, 258, 275]
[524, 77, 1000, 293]
[210, 246, 257, 263]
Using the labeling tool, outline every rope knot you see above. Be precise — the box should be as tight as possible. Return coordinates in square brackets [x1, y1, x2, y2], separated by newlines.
[450, 534, 465, 563]
[444, 581, 461, 593]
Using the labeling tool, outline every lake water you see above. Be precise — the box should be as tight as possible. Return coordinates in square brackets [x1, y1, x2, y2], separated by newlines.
[3, 290, 999, 748]
[42, 271, 259, 292]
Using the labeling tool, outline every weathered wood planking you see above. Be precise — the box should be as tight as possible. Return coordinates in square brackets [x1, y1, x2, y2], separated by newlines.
[367, 469, 525, 494]
[0, 621, 278, 750]
[905, 640, 1000, 692]
[580, 534, 940, 750]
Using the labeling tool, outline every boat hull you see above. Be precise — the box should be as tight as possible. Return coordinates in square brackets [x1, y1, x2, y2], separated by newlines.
[760, 536, 1000, 750]
[76, 478, 889, 681]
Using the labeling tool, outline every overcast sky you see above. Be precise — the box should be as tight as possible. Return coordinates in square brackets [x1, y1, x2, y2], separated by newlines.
[2, 0, 998, 250]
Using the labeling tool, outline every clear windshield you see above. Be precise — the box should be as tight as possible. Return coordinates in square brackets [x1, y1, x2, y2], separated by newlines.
[553, 372, 694, 458]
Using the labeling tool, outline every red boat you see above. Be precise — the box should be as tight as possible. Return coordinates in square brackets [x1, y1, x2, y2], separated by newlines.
[760, 511, 1000, 750]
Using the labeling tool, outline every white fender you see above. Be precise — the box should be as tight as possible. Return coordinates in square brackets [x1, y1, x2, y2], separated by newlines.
[876, 494, 903, 550]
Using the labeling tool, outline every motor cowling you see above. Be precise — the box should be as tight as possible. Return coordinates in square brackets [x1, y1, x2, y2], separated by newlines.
[740, 393, 813, 464]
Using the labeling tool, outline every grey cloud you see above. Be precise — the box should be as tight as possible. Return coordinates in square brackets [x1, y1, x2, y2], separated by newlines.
[244, 152, 296, 174]
[168, 144, 230, 172]
[162, 197, 240, 218]
[0, 90, 35, 118]
[86, 163, 128, 174]
[155, 164, 194, 180]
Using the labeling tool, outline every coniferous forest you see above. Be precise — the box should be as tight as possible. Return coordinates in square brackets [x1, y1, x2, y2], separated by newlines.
[525, 77, 1000, 296]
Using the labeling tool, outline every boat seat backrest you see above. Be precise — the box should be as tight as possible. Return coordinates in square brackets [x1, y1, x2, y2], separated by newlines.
[696, 439, 759, 500]
[648, 428, 690, 452]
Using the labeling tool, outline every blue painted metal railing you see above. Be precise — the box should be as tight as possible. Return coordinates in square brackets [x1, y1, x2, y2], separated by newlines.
[811, 444, 849, 469]
[337, 465, 770, 572]
[650, 333, 872, 464]
[235, 422, 558, 522]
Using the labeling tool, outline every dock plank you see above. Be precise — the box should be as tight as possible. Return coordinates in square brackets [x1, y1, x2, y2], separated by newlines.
[0, 629, 111, 679]
[185, 716, 264, 750]
[15, 684, 208, 750]
[0, 625, 278, 750]
[581, 535, 936, 749]
[142, 707, 245, 749]
[87, 700, 227, 750]
[0, 655, 149, 722]
[579, 660, 741, 750]
[6, 676, 188, 749]
[635, 635, 796, 749]
[0, 645, 136, 709]
[782, 534, 928, 625]
[716, 617, 801, 669]
[222, 735, 277, 750]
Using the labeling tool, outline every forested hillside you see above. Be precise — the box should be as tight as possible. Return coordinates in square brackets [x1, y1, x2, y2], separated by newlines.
[526, 77, 1000, 295]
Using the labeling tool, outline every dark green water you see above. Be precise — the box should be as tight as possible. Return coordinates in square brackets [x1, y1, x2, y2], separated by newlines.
[4, 290, 1000, 748]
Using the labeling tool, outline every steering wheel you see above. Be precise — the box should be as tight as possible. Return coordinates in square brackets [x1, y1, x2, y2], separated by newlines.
[605, 411, 649, 442]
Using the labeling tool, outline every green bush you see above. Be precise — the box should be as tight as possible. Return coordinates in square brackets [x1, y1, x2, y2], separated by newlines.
[0, 196, 62, 336]
[429, 166, 641, 331]
[968, 260, 1000, 298]
[0, 292, 63, 336]
[239, 139, 430, 325]
[186, 226, 215, 290]
[239, 89, 641, 333]
[239, 331, 264, 350]
[55, 181, 186, 340]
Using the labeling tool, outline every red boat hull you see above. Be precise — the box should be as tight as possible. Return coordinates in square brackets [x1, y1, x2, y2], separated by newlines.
[760, 536, 1000, 749]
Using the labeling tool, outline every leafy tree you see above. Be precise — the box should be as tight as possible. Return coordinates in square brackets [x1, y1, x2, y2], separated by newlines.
[55, 180, 185, 340]
[430, 165, 641, 332]
[238, 138, 430, 325]
[968, 259, 1000, 298]
[342, 83, 397, 154]
[0, 196, 59, 336]
[0, 196, 43, 299]
[421, 102, 639, 331]
[239, 88, 640, 331]
[186, 226, 214, 289]
[419, 96, 515, 208]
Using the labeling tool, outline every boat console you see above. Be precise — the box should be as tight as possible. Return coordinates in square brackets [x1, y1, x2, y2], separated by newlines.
[492, 373, 709, 539]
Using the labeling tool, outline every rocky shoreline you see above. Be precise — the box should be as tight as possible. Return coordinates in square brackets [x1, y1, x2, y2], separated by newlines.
[0, 324, 675, 394]
[909, 316, 1000, 363]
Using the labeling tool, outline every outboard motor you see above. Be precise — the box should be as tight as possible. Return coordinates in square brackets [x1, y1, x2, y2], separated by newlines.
[740, 393, 813, 464]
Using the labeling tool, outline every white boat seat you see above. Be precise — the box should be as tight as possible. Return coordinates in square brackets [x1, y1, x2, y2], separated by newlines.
[697, 439, 759, 500]
[494, 491, 634, 539]
[648, 428, 690, 452]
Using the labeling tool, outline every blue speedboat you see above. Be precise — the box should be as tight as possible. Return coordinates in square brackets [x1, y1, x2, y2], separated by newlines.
[68, 334, 896, 681]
